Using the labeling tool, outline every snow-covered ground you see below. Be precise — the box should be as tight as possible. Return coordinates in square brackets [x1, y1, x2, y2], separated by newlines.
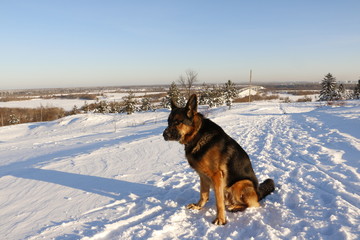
[0, 98, 96, 111]
[238, 87, 262, 98]
[0, 88, 316, 112]
[0, 101, 359, 239]
[0, 92, 159, 111]
[276, 93, 318, 102]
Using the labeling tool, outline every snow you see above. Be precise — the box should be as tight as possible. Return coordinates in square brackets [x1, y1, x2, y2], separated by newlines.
[0, 98, 96, 111]
[0, 101, 359, 240]
[276, 93, 319, 102]
[0, 92, 161, 111]
[237, 87, 259, 98]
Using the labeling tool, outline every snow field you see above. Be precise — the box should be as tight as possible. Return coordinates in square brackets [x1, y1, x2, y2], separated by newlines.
[0, 92, 161, 111]
[0, 101, 359, 239]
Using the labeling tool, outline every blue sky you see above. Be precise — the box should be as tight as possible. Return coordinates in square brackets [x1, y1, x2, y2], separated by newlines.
[1, 1, 359, 89]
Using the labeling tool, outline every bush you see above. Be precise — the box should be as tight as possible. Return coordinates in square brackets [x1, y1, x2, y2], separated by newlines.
[0, 107, 65, 127]
[280, 97, 291, 103]
[296, 96, 312, 102]
[0, 97, 31, 102]
[83, 101, 123, 113]
[8, 114, 20, 125]
[326, 101, 346, 107]
[53, 94, 98, 100]
[234, 94, 279, 103]
[291, 90, 318, 96]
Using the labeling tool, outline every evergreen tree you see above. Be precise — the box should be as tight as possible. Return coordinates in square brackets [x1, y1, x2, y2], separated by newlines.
[209, 85, 224, 108]
[82, 101, 90, 113]
[109, 101, 122, 113]
[140, 96, 153, 112]
[71, 105, 79, 115]
[95, 101, 111, 114]
[122, 91, 137, 114]
[319, 73, 337, 101]
[163, 82, 184, 108]
[178, 95, 187, 108]
[223, 80, 238, 109]
[353, 80, 360, 99]
[160, 97, 170, 109]
[337, 83, 346, 100]
[199, 83, 211, 106]
[168, 82, 181, 102]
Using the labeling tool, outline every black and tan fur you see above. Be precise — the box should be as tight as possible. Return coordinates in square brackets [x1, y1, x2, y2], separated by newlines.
[163, 94, 275, 225]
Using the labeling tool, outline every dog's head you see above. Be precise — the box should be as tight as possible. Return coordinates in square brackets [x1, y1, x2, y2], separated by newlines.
[163, 94, 200, 144]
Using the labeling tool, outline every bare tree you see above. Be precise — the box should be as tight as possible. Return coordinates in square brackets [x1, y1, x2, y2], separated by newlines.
[178, 69, 198, 98]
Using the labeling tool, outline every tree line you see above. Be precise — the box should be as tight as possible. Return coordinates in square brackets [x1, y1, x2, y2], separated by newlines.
[81, 79, 239, 115]
[68, 72, 360, 116]
[2, 70, 360, 126]
[83, 69, 240, 115]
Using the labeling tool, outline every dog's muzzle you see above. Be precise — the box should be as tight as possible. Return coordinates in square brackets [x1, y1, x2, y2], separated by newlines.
[163, 127, 180, 141]
[163, 128, 171, 141]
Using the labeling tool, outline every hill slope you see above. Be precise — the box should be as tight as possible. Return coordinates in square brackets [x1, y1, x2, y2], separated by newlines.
[0, 101, 359, 239]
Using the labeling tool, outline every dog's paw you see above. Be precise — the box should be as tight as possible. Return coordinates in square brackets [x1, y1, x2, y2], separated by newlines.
[212, 217, 227, 225]
[186, 203, 202, 210]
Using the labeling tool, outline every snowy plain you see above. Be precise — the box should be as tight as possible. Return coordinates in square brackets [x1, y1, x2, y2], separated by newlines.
[0, 88, 317, 111]
[0, 92, 160, 111]
[0, 100, 359, 239]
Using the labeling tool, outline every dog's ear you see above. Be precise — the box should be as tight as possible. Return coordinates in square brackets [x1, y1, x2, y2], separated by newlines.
[170, 98, 178, 110]
[185, 94, 198, 118]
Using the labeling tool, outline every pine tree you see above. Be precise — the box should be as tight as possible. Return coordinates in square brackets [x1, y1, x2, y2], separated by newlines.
[122, 91, 137, 114]
[178, 95, 187, 107]
[163, 82, 184, 108]
[209, 85, 224, 108]
[168, 82, 181, 102]
[71, 105, 79, 115]
[353, 80, 360, 99]
[140, 96, 153, 112]
[109, 101, 122, 113]
[223, 80, 238, 109]
[337, 83, 346, 100]
[319, 73, 337, 101]
[95, 101, 111, 114]
[82, 101, 90, 113]
[160, 97, 170, 109]
[199, 83, 211, 106]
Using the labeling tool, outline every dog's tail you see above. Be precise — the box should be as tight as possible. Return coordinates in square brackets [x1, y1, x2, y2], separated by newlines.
[258, 178, 275, 201]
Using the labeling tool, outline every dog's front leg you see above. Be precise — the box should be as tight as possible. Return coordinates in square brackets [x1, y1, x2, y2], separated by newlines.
[212, 171, 227, 225]
[187, 175, 210, 210]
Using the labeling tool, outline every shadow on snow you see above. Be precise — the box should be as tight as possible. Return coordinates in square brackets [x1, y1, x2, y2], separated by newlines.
[11, 168, 158, 199]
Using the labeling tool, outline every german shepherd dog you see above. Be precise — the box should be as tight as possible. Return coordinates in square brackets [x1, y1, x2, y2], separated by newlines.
[163, 94, 275, 225]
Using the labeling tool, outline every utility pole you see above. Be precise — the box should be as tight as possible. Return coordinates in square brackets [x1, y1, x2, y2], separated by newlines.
[248, 69, 252, 103]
